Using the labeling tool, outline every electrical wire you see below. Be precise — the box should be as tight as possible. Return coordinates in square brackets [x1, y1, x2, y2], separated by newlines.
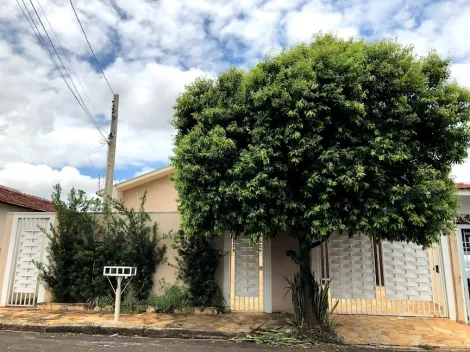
[69, 0, 114, 95]
[36, 0, 98, 114]
[27, 0, 107, 142]
[16, 0, 108, 143]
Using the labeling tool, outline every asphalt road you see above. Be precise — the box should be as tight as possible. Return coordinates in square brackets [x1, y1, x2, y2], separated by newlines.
[0, 331, 366, 352]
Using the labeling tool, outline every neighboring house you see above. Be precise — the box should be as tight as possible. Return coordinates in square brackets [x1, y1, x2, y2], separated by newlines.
[0, 186, 55, 307]
[0, 185, 54, 256]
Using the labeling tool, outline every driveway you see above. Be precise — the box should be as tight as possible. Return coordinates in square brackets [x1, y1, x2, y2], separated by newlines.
[2, 331, 359, 352]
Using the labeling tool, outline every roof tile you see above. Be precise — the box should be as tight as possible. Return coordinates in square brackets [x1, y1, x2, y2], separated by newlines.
[0, 185, 55, 212]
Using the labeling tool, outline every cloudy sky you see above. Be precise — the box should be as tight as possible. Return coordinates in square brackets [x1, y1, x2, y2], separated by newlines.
[0, 0, 470, 199]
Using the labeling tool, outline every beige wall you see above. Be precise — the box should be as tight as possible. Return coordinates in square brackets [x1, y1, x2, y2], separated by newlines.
[0, 213, 15, 299]
[143, 213, 226, 297]
[271, 232, 298, 313]
[0, 204, 34, 251]
[122, 176, 177, 212]
[149, 213, 181, 290]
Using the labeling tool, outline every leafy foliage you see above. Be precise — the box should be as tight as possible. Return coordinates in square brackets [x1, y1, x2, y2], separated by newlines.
[147, 283, 190, 313]
[38, 186, 166, 303]
[284, 272, 337, 328]
[172, 34, 470, 324]
[283, 272, 306, 327]
[87, 295, 114, 311]
[37, 185, 103, 302]
[101, 194, 167, 300]
[121, 285, 146, 313]
[174, 230, 225, 308]
[172, 34, 470, 247]
[313, 281, 339, 330]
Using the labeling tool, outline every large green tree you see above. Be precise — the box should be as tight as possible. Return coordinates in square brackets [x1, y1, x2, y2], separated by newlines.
[171, 35, 470, 325]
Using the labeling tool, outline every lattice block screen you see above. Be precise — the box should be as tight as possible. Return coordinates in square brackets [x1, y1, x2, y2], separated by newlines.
[328, 235, 377, 299]
[234, 238, 259, 297]
[382, 241, 433, 301]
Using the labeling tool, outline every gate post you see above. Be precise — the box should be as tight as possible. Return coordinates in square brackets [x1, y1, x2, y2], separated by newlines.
[441, 235, 457, 321]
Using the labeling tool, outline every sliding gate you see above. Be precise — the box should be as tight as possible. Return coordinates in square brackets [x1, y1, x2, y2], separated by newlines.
[320, 235, 448, 317]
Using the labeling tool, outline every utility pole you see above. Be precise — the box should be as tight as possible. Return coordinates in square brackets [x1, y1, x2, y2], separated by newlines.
[104, 94, 119, 201]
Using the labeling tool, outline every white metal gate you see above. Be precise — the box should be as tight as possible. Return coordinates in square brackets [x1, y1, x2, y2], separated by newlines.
[1, 214, 54, 307]
[321, 235, 448, 317]
[230, 237, 264, 312]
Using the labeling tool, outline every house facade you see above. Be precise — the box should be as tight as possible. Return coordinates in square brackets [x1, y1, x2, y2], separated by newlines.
[107, 166, 470, 320]
[1, 171, 470, 324]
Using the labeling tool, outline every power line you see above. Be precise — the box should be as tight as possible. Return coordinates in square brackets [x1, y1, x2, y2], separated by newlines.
[36, 0, 98, 114]
[69, 0, 114, 95]
[16, 0, 108, 143]
[28, 0, 101, 132]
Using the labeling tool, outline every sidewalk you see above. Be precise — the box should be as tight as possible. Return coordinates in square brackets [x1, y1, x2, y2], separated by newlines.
[334, 315, 470, 349]
[2, 307, 470, 350]
[0, 307, 271, 339]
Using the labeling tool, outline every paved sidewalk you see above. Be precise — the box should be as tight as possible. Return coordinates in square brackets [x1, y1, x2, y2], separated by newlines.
[0, 308, 271, 338]
[334, 315, 470, 349]
[2, 308, 470, 349]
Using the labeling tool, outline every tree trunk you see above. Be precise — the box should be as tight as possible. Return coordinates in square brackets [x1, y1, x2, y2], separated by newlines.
[298, 238, 319, 326]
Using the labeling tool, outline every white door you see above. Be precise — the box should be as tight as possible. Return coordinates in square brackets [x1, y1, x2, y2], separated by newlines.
[230, 237, 264, 312]
[1, 215, 54, 306]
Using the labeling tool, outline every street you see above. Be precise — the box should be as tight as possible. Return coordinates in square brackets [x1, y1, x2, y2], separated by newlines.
[0, 331, 364, 352]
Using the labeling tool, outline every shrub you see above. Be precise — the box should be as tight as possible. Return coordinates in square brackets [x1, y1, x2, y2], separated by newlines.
[147, 284, 190, 313]
[37, 185, 103, 302]
[38, 186, 166, 303]
[101, 193, 167, 301]
[87, 295, 114, 311]
[121, 285, 146, 314]
[174, 230, 225, 308]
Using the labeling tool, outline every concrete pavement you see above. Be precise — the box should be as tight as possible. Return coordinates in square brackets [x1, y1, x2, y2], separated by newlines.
[0, 331, 358, 352]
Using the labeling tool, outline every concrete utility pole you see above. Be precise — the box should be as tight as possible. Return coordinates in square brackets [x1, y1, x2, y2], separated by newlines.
[104, 94, 119, 200]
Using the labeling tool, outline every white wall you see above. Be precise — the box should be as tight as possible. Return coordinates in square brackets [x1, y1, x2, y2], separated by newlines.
[459, 194, 470, 214]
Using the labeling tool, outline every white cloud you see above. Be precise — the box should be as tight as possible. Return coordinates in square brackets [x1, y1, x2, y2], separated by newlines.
[284, 1, 359, 43]
[0, 163, 99, 199]
[133, 166, 155, 177]
[2, 0, 470, 197]
[452, 163, 470, 184]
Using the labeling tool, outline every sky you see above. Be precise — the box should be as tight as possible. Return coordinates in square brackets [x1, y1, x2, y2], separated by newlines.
[0, 0, 470, 199]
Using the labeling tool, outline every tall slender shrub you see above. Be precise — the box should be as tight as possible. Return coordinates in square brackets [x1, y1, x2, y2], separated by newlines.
[174, 230, 225, 308]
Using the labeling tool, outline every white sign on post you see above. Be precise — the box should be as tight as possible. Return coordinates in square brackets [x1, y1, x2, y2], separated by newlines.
[103, 266, 137, 322]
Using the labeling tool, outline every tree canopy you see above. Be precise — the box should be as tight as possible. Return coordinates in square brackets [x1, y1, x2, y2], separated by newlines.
[172, 34, 470, 249]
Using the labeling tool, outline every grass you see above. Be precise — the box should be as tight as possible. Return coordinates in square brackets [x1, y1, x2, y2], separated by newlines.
[418, 344, 435, 351]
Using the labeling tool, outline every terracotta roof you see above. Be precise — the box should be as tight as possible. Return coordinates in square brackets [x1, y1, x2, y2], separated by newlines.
[457, 183, 470, 190]
[0, 185, 55, 212]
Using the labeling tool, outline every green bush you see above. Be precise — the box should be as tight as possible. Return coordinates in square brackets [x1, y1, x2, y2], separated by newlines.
[87, 295, 114, 311]
[37, 185, 103, 302]
[174, 230, 225, 308]
[147, 284, 190, 313]
[38, 185, 166, 303]
[121, 285, 146, 314]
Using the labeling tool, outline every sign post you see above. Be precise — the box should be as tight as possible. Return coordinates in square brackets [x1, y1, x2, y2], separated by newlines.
[103, 266, 137, 322]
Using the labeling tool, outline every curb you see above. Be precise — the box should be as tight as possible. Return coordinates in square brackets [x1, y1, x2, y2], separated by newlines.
[0, 322, 238, 340]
